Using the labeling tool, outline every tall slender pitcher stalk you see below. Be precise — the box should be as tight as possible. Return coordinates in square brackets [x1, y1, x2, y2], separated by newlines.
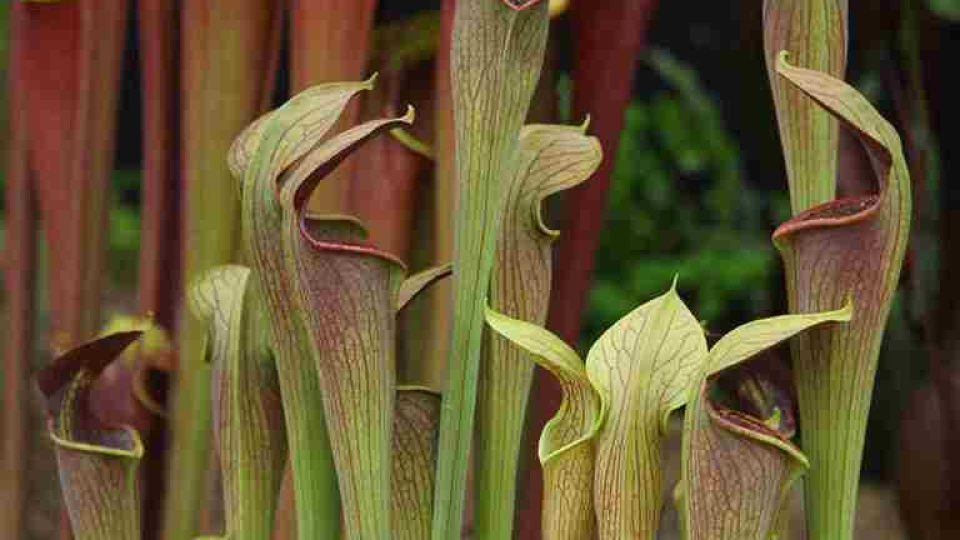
[772, 53, 911, 540]
[431, 1, 549, 537]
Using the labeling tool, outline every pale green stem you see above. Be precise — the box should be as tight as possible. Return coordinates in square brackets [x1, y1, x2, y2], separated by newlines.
[431, 2, 549, 537]
[762, 0, 848, 213]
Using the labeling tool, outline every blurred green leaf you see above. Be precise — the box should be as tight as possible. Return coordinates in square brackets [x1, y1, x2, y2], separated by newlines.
[927, 0, 960, 20]
[107, 170, 143, 286]
[583, 50, 775, 345]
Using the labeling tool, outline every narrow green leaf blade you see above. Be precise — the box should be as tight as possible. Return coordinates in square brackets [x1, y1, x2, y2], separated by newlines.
[432, 2, 550, 536]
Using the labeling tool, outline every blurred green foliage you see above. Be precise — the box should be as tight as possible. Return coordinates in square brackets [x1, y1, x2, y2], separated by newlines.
[108, 169, 142, 287]
[0, 7, 8, 64]
[581, 50, 786, 346]
[927, 0, 960, 20]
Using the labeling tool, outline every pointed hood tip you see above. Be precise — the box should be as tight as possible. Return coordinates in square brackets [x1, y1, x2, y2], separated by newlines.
[37, 331, 144, 399]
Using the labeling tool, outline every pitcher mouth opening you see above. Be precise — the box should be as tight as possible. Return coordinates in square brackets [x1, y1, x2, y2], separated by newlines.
[300, 214, 407, 271]
[772, 194, 880, 241]
[706, 364, 797, 445]
[710, 405, 791, 442]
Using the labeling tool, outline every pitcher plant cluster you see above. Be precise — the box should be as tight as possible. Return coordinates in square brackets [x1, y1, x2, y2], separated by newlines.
[30, 0, 911, 539]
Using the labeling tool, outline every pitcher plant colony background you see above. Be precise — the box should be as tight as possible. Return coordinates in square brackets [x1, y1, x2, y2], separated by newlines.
[1, 0, 959, 539]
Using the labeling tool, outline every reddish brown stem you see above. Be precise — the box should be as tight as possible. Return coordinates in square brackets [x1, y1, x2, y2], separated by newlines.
[20, 0, 127, 348]
[548, 2, 656, 342]
[414, 0, 457, 397]
[1, 8, 36, 537]
[135, 4, 183, 528]
[135, 4, 180, 532]
[19, 0, 82, 350]
[520, 1, 658, 536]
[11, 3, 128, 538]
[289, 0, 376, 87]
[137, 0, 182, 331]
[349, 139, 423, 260]
[290, 0, 378, 215]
